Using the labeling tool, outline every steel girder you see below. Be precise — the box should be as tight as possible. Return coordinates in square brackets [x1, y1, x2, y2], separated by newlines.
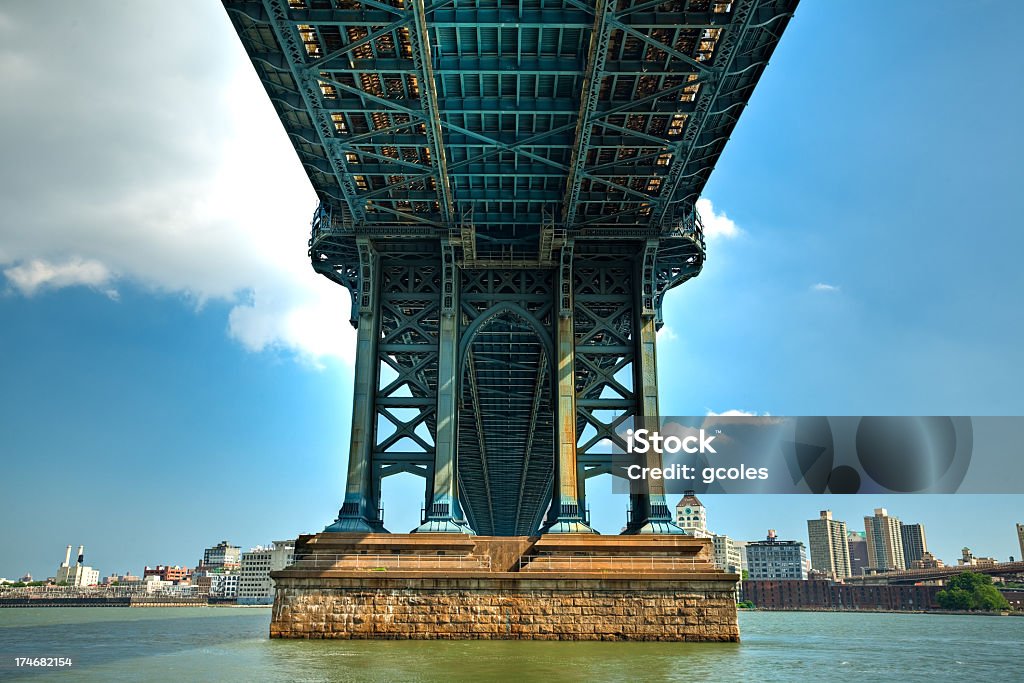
[224, 0, 798, 242]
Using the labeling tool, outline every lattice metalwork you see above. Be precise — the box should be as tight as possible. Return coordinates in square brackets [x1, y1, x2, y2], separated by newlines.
[223, 0, 799, 534]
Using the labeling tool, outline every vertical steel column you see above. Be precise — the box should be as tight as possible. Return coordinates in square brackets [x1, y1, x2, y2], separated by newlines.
[326, 239, 386, 532]
[543, 244, 596, 533]
[623, 240, 683, 535]
[415, 244, 473, 533]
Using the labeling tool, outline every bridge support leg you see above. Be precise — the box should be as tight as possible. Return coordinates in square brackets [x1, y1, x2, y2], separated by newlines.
[416, 247, 473, 534]
[327, 240, 386, 533]
[623, 242, 682, 535]
[544, 245, 596, 534]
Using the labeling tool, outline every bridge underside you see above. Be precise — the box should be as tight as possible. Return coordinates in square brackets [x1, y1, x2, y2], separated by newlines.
[223, 0, 798, 534]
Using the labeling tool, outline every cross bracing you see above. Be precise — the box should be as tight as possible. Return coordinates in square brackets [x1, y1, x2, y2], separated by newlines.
[224, 0, 798, 535]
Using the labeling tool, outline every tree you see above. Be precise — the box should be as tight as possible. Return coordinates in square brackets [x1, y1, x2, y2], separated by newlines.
[936, 572, 1010, 611]
[936, 587, 973, 610]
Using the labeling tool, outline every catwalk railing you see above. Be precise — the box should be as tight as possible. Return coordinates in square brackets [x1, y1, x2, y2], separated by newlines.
[288, 553, 492, 571]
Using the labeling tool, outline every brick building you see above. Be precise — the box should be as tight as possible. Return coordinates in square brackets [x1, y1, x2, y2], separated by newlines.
[742, 580, 941, 611]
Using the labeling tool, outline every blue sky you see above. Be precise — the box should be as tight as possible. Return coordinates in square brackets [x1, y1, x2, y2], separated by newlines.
[2, 1, 1023, 580]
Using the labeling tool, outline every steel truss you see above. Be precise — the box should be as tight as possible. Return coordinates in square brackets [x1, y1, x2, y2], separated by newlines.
[223, 0, 799, 534]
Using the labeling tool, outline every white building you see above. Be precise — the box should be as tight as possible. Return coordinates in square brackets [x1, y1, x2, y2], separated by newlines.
[202, 541, 241, 569]
[55, 545, 99, 587]
[712, 534, 743, 573]
[674, 490, 711, 538]
[208, 572, 240, 599]
[238, 540, 295, 605]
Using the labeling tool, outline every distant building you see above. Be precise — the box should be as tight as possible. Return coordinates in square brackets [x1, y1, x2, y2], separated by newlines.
[674, 490, 711, 538]
[911, 551, 944, 570]
[202, 541, 241, 570]
[143, 566, 190, 584]
[711, 535, 742, 574]
[807, 510, 852, 580]
[900, 523, 928, 566]
[1017, 523, 1024, 560]
[745, 530, 807, 580]
[238, 540, 296, 604]
[864, 508, 905, 571]
[847, 531, 869, 576]
[208, 572, 240, 599]
[19, 573, 32, 583]
[55, 545, 99, 587]
[958, 547, 997, 568]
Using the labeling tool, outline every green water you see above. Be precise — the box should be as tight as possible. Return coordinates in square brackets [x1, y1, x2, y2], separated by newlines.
[0, 607, 1021, 681]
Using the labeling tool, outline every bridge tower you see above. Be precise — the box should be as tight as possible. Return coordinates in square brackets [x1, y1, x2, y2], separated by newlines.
[223, 0, 798, 537]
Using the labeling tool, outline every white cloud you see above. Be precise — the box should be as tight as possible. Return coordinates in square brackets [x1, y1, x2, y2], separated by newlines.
[812, 283, 840, 292]
[0, 3, 355, 364]
[657, 326, 679, 341]
[3, 258, 113, 297]
[696, 197, 740, 239]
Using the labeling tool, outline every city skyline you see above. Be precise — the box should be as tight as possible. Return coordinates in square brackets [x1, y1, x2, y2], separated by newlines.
[3, 2, 1024, 580]
[6, 500, 1021, 584]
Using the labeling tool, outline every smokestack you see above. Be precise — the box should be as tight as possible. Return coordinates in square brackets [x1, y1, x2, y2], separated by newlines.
[63, 545, 72, 567]
[77, 545, 84, 566]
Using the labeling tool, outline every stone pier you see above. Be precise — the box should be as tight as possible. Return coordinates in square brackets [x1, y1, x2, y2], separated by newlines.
[270, 533, 739, 641]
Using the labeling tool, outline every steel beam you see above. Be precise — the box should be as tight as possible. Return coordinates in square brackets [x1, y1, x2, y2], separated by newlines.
[622, 240, 682, 535]
[543, 244, 596, 533]
[415, 244, 471, 533]
[561, 0, 612, 231]
[326, 239, 386, 532]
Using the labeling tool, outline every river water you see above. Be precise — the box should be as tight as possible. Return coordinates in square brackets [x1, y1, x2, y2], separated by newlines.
[1, 607, 1021, 681]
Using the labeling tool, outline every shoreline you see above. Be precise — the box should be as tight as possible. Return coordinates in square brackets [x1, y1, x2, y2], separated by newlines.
[739, 607, 1020, 617]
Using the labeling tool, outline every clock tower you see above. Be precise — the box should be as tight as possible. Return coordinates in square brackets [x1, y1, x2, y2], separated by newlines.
[674, 490, 710, 538]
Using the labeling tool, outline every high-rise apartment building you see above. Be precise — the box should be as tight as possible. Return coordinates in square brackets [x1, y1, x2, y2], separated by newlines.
[900, 523, 928, 566]
[745, 530, 807, 580]
[1017, 523, 1023, 561]
[847, 531, 869, 576]
[864, 508, 905, 571]
[807, 510, 852, 580]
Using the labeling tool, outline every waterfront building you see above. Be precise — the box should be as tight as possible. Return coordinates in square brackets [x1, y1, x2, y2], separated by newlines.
[742, 580, 940, 611]
[864, 508, 906, 571]
[55, 545, 99, 587]
[202, 541, 241, 569]
[807, 510, 852, 580]
[238, 540, 296, 604]
[745, 530, 807, 580]
[143, 565, 190, 584]
[711, 535, 742, 573]
[207, 571, 240, 599]
[674, 490, 711, 538]
[1017, 523, 1024, 560]
[900, 523, 928, 566]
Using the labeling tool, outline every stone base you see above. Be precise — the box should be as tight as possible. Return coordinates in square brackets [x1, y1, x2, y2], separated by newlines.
[270, 533, 739, 642]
